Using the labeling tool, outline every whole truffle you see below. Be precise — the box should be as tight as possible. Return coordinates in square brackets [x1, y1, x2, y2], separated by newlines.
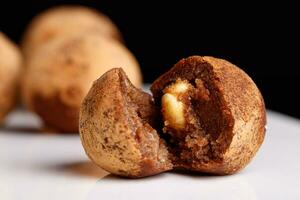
[22, 34, 142, 133]
[0, 32, 22, 123]
[21, 5, 122, 58]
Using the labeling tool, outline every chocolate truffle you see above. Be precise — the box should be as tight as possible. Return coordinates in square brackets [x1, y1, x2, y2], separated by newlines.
[22, 34, 142, 133]
[79, 56, 266, 177]
[79, 68, 172, 177]
[21, 5, 122, 58]
[151, 56, 266, 174]
[0, 32, 22, 123]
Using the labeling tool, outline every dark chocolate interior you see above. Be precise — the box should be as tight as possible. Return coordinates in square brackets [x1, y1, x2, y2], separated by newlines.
[151, 60, 234, 166]
[115, 60, 235, 170]
[118, 70, 171, 169]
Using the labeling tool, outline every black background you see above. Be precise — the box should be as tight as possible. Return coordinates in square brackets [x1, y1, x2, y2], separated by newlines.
[0, 1, 299, 118]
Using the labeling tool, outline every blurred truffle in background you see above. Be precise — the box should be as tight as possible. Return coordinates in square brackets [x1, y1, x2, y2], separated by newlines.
[21, 5, 142, 133]
[22, 33, 141, 132]
[21, 5, 122, 58]
[0, 32, 22, 124]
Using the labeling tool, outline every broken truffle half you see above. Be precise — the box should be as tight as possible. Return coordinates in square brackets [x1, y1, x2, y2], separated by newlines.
[79, 68, 172, 177]
[151, 56, 266, 174]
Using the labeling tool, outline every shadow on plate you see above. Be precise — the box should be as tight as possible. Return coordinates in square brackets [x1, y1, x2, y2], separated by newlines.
[0, 125, 79, 135]
[49, 161, 109, 179]
[52, 161, 248, 180]
[0, 125, 42, 134]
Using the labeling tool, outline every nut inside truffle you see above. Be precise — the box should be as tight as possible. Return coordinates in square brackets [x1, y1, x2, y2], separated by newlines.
[162, 78, 234, 165]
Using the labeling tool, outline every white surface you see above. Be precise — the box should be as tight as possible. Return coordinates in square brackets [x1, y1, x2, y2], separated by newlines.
[1, 109, 300, 200]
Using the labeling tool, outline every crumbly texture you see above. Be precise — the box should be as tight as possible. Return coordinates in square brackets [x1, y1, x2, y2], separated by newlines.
[22, 34, 142, 133]
[21, 5, 122, 58]
[79, 68, 172, 177]
[151, 56, 266, 174]
[80, 56, 266, 177]
[0, 32, 22, 123]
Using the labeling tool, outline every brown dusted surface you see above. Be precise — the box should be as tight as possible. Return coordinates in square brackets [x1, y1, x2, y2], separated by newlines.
[79, 68, 172, 178]
[201, 56, 266, 174]
[151, 56, 266, 174]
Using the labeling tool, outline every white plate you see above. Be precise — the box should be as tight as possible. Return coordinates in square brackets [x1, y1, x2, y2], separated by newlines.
[1, 109, 300, 200]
